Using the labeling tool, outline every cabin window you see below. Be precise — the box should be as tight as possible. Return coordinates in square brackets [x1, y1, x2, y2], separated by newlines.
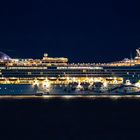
[28, 72, 32, 75]
[40, 72, 43, 75]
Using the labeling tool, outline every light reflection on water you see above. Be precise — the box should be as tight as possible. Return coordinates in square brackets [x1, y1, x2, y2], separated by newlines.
[0, 94, 140, 100]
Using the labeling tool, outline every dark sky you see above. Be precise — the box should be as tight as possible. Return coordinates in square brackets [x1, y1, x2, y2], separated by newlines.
[0, 0, 140, 63]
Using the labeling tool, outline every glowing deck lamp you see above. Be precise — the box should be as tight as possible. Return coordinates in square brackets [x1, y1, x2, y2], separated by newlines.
[134, 80, 140, 88]
[125, 80, 131, 85]
[43, 79, 51, 89]
[103, 82, 108, 87]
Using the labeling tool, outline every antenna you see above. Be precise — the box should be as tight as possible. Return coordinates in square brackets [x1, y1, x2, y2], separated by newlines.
[130, 51, 133, 60]
[129, 51, 133, 66]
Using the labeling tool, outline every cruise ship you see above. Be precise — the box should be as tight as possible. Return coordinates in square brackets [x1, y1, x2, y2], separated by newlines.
[0, 49, 140, 95]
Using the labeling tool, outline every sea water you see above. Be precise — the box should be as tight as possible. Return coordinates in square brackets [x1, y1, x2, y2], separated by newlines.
[0, 97, 140, 139]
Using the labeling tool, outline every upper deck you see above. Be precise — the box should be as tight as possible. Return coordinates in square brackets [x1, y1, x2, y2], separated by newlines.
[0, 48, 140, 67]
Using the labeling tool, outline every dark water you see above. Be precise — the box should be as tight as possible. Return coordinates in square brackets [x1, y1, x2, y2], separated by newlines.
[0, 98, 140, 140]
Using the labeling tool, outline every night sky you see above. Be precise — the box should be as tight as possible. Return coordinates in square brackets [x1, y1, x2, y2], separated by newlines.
[0, 0, 140, 63]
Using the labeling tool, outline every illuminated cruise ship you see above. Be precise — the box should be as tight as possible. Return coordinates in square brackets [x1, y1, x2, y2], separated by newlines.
[0, 48, 140, 95]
